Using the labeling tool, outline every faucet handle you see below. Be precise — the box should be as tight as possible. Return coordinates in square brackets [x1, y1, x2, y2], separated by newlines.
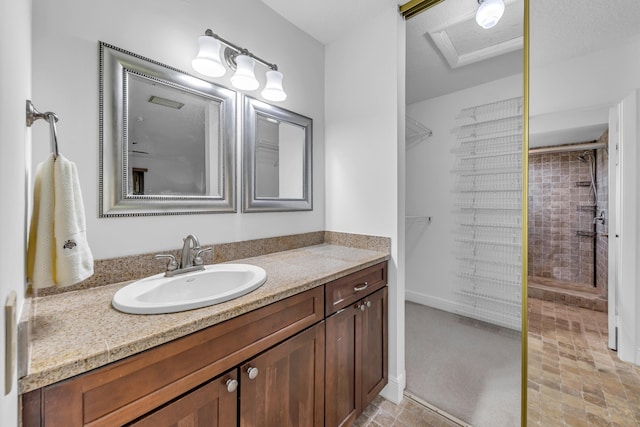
[193, 247, 213, 266]
[154, 254, 178, 271]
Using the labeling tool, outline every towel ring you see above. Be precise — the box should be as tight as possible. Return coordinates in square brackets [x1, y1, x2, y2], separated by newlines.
[26, 100, 60, 160]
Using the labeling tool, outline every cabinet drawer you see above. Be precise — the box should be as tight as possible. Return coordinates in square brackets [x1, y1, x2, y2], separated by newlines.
[40, 286, 324, 427]
[325, 262, 387, 315]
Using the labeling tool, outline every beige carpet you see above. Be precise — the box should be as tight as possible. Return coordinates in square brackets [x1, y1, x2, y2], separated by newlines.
[405, 301, 521, 426]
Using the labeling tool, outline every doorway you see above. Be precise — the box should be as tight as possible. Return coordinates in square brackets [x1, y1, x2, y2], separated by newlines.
[527, 135, 609, 313]
[403, 1, 525, 425]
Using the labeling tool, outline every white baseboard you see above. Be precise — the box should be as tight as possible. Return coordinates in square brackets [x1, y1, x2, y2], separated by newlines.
[405, 290, 521, 331]
[380, 371, 406, 404]
[405, 290, 460, 314]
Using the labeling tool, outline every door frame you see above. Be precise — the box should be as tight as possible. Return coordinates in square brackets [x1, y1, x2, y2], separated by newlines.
[608, 103, 620, 351]
[611, 90, 639, 364]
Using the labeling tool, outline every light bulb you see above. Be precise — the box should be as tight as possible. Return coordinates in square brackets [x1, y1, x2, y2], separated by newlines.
[192, 35, 226, 77]
[476, 0, 505, 29]
[230, 54, 259, 91]
[261, 70, 287, 102]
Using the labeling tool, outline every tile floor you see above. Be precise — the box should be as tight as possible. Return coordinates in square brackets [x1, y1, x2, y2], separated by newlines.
[354, 394, 463, 427]
[528, 297, 640, 426]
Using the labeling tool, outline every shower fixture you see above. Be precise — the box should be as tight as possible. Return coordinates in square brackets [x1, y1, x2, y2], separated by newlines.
[577, 150, 593, 162]
[593, 211, 605, 225]
[577, 150, 598, 205]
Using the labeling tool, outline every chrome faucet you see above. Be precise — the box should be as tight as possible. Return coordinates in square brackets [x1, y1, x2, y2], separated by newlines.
[181, 234, 200, 269]
[155, 234, 212, 277]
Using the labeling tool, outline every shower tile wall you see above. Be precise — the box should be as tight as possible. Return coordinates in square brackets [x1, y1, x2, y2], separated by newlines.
[528, 147, 599, 287]
[595, 131, 609, 297]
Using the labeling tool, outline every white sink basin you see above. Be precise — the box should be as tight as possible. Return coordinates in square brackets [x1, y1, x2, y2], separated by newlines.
[112, 264, 267, 314]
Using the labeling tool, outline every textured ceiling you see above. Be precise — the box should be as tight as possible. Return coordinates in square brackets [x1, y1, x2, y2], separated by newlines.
[530, 0, 640, 67]
[529, 0, 640, 147]
[406, 0, 523, 104]
[260, 0, 640, 109]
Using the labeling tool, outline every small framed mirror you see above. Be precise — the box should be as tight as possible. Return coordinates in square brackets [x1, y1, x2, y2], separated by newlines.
[242, 97, 312, 212]
[99, 42, 236, 216]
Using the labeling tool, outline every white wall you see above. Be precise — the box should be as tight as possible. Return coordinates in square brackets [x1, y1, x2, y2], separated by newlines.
[31, 0, 325, 259]
[0, 0, 31, 424]
[530, 34, 640, 119]
[530, 34, 640, 363]
[616, 91, 640, 364]
[405, 74, 522, 311]
[325, 5, 405, 403]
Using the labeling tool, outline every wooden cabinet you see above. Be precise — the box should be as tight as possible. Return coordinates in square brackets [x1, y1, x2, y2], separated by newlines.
[240, 323, 325, 427]
[325, 265, 388, 427]
[325, 300, 359, 426]
[128, 370, 238, 427]
[325, 262, 387, 316]
[21, 262, 387, 427]
[130, 323, 325, 427]
[360, 287, 388, 406]
[22, 287, 324, 427]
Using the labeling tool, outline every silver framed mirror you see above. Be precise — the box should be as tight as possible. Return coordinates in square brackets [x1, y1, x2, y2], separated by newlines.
[242, 97, 312, 212]
[99, 42, 236, 216]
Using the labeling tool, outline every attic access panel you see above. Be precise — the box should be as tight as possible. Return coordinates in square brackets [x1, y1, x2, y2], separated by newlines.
[427, 0, 523, 69]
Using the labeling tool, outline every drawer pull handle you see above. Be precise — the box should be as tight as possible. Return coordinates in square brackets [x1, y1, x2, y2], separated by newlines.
[354, 282, 369, 292]
[247, 366, 259, 380]
[225, 378, 238, 393]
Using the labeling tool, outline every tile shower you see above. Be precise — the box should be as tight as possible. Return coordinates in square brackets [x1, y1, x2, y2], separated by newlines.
[528, 131, 608, 311]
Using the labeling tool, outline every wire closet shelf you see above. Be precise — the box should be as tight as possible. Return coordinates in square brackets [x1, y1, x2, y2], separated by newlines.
[452, 96, 523, 331]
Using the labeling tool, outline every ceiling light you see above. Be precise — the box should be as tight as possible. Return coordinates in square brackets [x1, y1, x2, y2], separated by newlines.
[476, 0, 505, 29]
[192, 29, 288, 102]
[147, 96, 184, 109]
[191, 35, 226, 77]
[230, 53, 259, 91]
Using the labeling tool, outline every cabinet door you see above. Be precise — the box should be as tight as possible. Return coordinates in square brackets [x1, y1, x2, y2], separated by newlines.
[325, 304, 360, 427]
[240, 322, 325, 427]
[128, 371, 237, 427]
[361, 287, 388, 408]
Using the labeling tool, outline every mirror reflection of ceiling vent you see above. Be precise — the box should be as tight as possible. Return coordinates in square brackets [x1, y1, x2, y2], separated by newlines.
[427, 0, 523, 69]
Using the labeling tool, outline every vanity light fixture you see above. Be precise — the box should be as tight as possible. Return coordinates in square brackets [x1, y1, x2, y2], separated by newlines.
[192, 29, 287, 102]
[230, 52, 260, 91]
[476, 0, 505, 29]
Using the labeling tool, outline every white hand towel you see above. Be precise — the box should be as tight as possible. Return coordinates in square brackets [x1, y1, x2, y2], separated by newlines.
[27, 156, 56, 289]
[53, 155, 94, 287]
[27, 154, 94, 289]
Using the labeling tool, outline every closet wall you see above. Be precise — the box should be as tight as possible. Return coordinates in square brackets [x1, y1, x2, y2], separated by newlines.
[405, 73, 522, 315]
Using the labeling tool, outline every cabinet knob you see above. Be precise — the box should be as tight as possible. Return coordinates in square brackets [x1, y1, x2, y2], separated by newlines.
[366, 300, 372, 308]
[359, 304, 366, 312]
[247, 366, 259, 380]
[225, 378, 238, 393]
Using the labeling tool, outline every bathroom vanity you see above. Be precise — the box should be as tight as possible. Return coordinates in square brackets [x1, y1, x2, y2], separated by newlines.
[20, 244, 388, 427]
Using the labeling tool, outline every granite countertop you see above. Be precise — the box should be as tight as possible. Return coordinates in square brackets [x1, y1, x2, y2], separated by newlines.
[19, 243, 389, 394]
